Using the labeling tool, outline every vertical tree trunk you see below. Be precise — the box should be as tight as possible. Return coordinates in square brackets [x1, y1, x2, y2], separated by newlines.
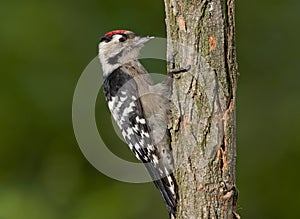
[164, 0, 239, 218]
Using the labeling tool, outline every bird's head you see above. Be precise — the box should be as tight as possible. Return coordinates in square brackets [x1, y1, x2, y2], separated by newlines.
[98, 30, 154, 76]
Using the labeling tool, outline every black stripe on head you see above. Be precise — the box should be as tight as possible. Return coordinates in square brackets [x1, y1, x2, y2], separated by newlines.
[100, 36, 112, 43]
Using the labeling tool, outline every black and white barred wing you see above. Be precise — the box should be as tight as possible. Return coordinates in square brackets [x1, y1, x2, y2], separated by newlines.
[103, 67, 176, 214]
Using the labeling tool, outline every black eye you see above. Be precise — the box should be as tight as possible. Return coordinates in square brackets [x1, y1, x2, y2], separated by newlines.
[119, 37, 126, 42]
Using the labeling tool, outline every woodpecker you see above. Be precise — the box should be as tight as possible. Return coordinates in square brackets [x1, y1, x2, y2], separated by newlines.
[98, 30, 177, 215]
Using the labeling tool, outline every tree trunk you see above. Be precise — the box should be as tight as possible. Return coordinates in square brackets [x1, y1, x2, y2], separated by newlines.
[164, 0, 239, 218]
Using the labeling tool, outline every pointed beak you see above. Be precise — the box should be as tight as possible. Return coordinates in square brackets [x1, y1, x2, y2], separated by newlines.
[133, 35, 154, 47]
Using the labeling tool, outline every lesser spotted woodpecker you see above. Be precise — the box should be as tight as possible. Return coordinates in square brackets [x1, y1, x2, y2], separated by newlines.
[98, 30, 176, 215]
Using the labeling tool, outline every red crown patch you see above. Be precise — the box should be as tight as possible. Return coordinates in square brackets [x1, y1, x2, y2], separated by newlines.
[105, 30, 128, 38]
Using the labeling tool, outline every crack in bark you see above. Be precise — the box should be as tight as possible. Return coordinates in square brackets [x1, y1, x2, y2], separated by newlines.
[201, 115, 212, 156]
[221, 0, 235, 106]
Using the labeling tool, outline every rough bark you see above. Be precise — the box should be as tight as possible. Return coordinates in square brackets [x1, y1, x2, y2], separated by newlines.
[164, 0, 239, 218]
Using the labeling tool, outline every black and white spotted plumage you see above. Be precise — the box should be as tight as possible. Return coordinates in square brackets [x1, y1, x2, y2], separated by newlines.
[99, 30, 176, 215]
[103, 67, 155, 162]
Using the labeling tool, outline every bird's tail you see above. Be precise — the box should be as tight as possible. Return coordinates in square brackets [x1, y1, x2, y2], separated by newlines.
[144, 162, 177, 215]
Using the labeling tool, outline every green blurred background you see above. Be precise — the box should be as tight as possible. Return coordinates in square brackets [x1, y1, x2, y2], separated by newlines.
[1, 0, 300, 218]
